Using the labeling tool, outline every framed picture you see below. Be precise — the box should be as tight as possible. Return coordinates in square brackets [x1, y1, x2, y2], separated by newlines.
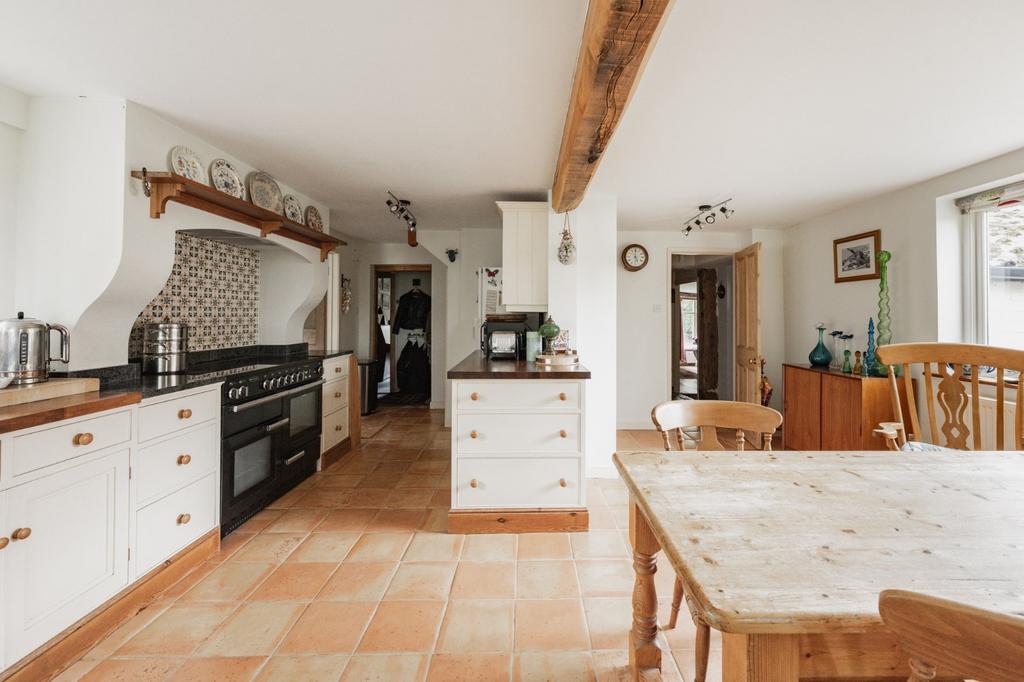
[833, 230, 881, 283]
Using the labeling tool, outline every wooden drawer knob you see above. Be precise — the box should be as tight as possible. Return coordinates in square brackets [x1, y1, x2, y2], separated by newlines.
[334, 391, 342, 398]
[559, 429, 567, 438]
[177, 513, 191, 525]
[0, 537, 8, 550]
[335, 425, 343, 432]
[470, 430, 478, 439]
[177, 454, 192, 465]
[559, 478, 568, 488]
[559, 392, 567, 401]
[335, 366, 343, 373]
[73, 432, 94, 446]
[469, 478, 479, 488]
[178, 408, 193, 420]
[470, 392, 479, 401]
[11, 528, 31, 541]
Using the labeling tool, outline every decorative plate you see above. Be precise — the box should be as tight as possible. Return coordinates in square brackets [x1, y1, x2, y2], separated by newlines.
[305, 205, 324, 232]
[209, 159, 244, 200]
[283, 195, 304, 224]
[247, 172, 284, 214]
[168, 146, 206, 184]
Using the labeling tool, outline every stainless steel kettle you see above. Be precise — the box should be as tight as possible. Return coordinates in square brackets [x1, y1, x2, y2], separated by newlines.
[0, 312, 71, 385]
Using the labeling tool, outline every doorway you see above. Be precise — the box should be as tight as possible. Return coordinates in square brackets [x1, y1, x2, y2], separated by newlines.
[670, 254, 735, 400]
[370, 264, 432, 406]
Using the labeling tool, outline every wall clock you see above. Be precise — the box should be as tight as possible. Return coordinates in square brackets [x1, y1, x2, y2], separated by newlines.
[621, 243, 649, 272]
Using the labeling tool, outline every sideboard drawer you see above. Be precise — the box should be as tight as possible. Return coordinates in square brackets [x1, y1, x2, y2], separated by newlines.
[455, 457, 582, 509]
[136, 422, 219, 505]
[135, 472, 217, 576]
[11, 409, 133, 477]
[323, 355, 350, 380]
[455, 413, 581, 455]
[139, 388, 219, 443]
[323, 405, 349, 451]
[322, 379, 348, 415]
[455, 381, 581, 412]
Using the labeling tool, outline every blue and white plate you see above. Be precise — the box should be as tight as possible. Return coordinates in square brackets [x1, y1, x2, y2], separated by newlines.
[210, 159, 244, 200]
[247, 171, 283, 214]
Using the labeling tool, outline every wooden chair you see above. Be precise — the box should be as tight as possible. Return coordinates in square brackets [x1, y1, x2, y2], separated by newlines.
[650, 399, 783, 682]
[879, 589, 1024, 681]
[875, 343, 1024, 451]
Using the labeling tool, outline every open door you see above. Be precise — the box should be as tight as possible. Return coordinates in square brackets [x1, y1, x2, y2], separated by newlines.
[734, 242, 761, 403]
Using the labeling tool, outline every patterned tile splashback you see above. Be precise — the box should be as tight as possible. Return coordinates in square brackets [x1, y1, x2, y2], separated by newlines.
[130, 232, 260, 356]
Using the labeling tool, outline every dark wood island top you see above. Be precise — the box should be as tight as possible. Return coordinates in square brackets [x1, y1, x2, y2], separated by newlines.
[447, 352, 591, 380]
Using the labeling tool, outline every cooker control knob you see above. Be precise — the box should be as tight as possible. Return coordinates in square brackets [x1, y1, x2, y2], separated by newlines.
[228, 388, 239, 400]
[240, 385, 249, 398]
[275, 377, 283, 388]
[262, 379, 272, 390]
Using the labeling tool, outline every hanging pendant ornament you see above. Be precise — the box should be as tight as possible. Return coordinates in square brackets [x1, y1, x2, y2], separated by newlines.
[557, 212, 577, 266]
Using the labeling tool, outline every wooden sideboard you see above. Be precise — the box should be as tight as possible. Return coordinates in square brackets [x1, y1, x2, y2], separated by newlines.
[783, 363, 912, 450]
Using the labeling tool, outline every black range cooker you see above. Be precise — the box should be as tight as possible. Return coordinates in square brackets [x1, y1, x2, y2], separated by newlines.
[202, 359, 324, 535]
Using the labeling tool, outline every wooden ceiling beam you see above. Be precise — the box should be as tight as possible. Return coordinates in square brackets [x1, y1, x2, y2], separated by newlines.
[551, 0, 675, 213]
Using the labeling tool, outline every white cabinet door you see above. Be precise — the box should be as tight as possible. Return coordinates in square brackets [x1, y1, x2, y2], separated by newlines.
[3, 449, 129, 666]
[498, 202, 548, 312]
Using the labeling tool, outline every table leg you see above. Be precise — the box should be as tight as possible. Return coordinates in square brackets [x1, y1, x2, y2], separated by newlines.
[722, 632, 799, 681]
[628, 498, 662, 680]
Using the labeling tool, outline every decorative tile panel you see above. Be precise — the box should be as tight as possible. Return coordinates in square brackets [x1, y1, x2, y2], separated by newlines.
[130, 232, 260, 356]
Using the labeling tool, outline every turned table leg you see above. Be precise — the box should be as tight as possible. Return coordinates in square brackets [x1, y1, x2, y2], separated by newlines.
[628, 497, 662, 680]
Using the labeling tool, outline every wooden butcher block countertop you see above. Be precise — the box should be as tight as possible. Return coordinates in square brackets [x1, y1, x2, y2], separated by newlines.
[0, 390, 141, 434]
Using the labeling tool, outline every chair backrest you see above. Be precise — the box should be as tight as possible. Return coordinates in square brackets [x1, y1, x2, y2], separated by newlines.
[650, 400, 782, 451]
[877, 342, 1024, 450]
[879, 589, 1024, 681]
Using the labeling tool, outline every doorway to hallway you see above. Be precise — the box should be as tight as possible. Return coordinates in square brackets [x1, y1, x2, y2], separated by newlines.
[370, 264, 432, 407]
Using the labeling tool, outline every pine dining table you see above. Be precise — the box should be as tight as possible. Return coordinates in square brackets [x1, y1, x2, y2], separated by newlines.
[613, 449, 1024, 681]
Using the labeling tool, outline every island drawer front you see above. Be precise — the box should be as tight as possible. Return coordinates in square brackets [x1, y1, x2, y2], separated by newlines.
[139, 388, 219, 443]
[455, 457, 581, 508]
[324, 406, 349, 451]
[455, 381, 580, 411]
[135, 472, 217, 576]
[11, 408, 133, 477]
[324, 355, 350, 379]
[455, 413, 581, 454]
[322, 379, 349, 415]
[136, 422, 219, 505]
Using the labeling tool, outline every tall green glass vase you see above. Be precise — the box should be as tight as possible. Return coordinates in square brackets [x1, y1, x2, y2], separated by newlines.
[872, 250, 893, 377]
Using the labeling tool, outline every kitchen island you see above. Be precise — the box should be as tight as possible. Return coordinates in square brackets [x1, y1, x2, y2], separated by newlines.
[446, 351, 590, 533]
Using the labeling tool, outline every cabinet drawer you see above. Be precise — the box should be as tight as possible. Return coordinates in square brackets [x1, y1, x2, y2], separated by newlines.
[455, 381, 580, 411]
[139, 388, 219, 443]
[323, 355, 350, 380]
[454, 457, 581, 509]
[322, 378, 348, 415]
[136, 423, 219, 506]
[11, 409, 132, 477]
[135, 472, 217, 576]
[455, 413, 581, 454]
[323, 406, 349, 451]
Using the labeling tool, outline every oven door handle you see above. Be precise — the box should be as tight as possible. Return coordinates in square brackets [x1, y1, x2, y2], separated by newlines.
[265, 417, 290, 433]
[285, 378, 325, 395]
[284, 450, 305, 466]
[227, 379, 326, 413]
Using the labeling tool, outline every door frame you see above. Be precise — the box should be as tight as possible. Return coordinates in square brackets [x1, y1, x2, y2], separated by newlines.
[370, 264, 432, 394]
[664, 248, 738, 404]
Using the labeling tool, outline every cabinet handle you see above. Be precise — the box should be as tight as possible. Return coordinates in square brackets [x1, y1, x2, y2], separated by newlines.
[559, 429, 568, 438]
[177, 454, 192, 465]
[470, 392, 479, 401]
[334, 391, 342, 398]
[470, 478, 479, 488]
[0, 537, 8, 550]
[335, 425, 343, 432]
[178, 408, 193, 420]
[470, 430, 478, 439]
[335, 366, 343, 373]
[559, 392, 567, 401]
[72, 432, 94, 446]
[11, 528, 32, 541]
[559, 478, 568, 488]
[177, 513, 191, 525]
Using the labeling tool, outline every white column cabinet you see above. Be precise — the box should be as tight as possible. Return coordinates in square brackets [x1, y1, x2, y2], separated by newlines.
[497, 201, 549, 313]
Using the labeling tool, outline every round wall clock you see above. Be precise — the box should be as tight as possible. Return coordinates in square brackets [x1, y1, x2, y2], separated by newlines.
[621, 243, 649, 272]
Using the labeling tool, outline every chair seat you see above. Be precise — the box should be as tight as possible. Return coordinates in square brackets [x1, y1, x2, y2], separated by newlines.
[900, 441, 955, 453]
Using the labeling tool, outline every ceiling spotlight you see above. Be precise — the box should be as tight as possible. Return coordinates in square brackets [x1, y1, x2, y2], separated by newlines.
[705, 213, 716, 224]
[720, 206, 734, 218]
[386, 190, 418, 246]
[681, 198, 735, 237]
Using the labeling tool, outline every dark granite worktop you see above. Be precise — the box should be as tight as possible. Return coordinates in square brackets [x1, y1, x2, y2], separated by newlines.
[447, 352, 591, 380]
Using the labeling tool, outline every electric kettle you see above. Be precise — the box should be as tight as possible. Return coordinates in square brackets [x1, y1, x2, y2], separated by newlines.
[0, 312, 71, 385]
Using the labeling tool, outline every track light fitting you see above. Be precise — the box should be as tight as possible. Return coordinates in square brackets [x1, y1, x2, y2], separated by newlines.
[682, 198, 734, 236]
[386, 190, 418, 246]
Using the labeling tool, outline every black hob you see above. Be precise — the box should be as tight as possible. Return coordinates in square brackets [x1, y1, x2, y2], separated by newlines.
[186, 358, 325, 406]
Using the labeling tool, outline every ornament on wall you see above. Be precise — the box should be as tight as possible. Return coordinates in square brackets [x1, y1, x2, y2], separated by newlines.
[557, 212, 577, 265]
[340, 275, 353, 314]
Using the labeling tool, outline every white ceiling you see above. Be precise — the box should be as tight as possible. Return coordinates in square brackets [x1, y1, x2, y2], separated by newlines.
[595, 0, 1024, 232]
[4, 1, 1024, 240]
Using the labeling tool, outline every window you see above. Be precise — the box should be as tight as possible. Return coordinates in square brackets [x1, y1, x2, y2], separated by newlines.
[965, 203, 1024, 348]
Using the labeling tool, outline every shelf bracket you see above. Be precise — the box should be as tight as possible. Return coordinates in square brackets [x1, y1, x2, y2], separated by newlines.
[259, 221, 284, 238]
[319, 243, 335, 262]
[149, 182, 186, 219]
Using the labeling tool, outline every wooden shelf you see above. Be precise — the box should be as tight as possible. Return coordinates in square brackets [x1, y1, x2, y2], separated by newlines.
[130, 170, 344, 262]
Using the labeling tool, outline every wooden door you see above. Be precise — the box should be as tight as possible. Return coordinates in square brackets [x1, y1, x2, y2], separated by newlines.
[4, 449, 129, 664]
[734, 243, 762, 403]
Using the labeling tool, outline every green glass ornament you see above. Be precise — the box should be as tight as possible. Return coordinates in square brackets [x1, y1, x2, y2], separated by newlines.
[873, 251, 892, 377]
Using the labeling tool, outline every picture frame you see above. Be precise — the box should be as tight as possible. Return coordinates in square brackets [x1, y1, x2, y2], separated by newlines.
[833, 229, 882, 283]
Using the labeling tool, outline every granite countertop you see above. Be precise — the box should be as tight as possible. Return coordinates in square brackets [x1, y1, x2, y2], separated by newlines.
[0, 390, 141, 435]
[307, 349, 354, 360]
[447, 352, 591, 380]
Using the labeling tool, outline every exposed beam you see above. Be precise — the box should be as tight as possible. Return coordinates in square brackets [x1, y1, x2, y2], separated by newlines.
[551, 0, 674, 213]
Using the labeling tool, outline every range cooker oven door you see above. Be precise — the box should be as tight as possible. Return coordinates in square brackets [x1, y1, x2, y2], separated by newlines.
[285, 379, 324, 446]
[221, 406, 289, 535]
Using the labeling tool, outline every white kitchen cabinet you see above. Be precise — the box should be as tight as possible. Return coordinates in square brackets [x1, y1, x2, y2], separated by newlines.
[3, 448, 129, 666]
[497, 201, 549, 312]
[320, 354, 351, 459]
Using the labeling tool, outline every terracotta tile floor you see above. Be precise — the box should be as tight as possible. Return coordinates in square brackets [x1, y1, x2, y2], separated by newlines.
[57, 407, 717, 682]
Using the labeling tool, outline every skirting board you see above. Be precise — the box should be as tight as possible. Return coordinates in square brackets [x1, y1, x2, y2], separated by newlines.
[448, 508, 589, 534]
[321, 436, 352, 470]
[0, 528, 220, 682]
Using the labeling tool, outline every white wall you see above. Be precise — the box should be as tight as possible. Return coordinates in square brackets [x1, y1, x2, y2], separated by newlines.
[0, 83, 28, 319]
[782, 145, 1024, 363]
